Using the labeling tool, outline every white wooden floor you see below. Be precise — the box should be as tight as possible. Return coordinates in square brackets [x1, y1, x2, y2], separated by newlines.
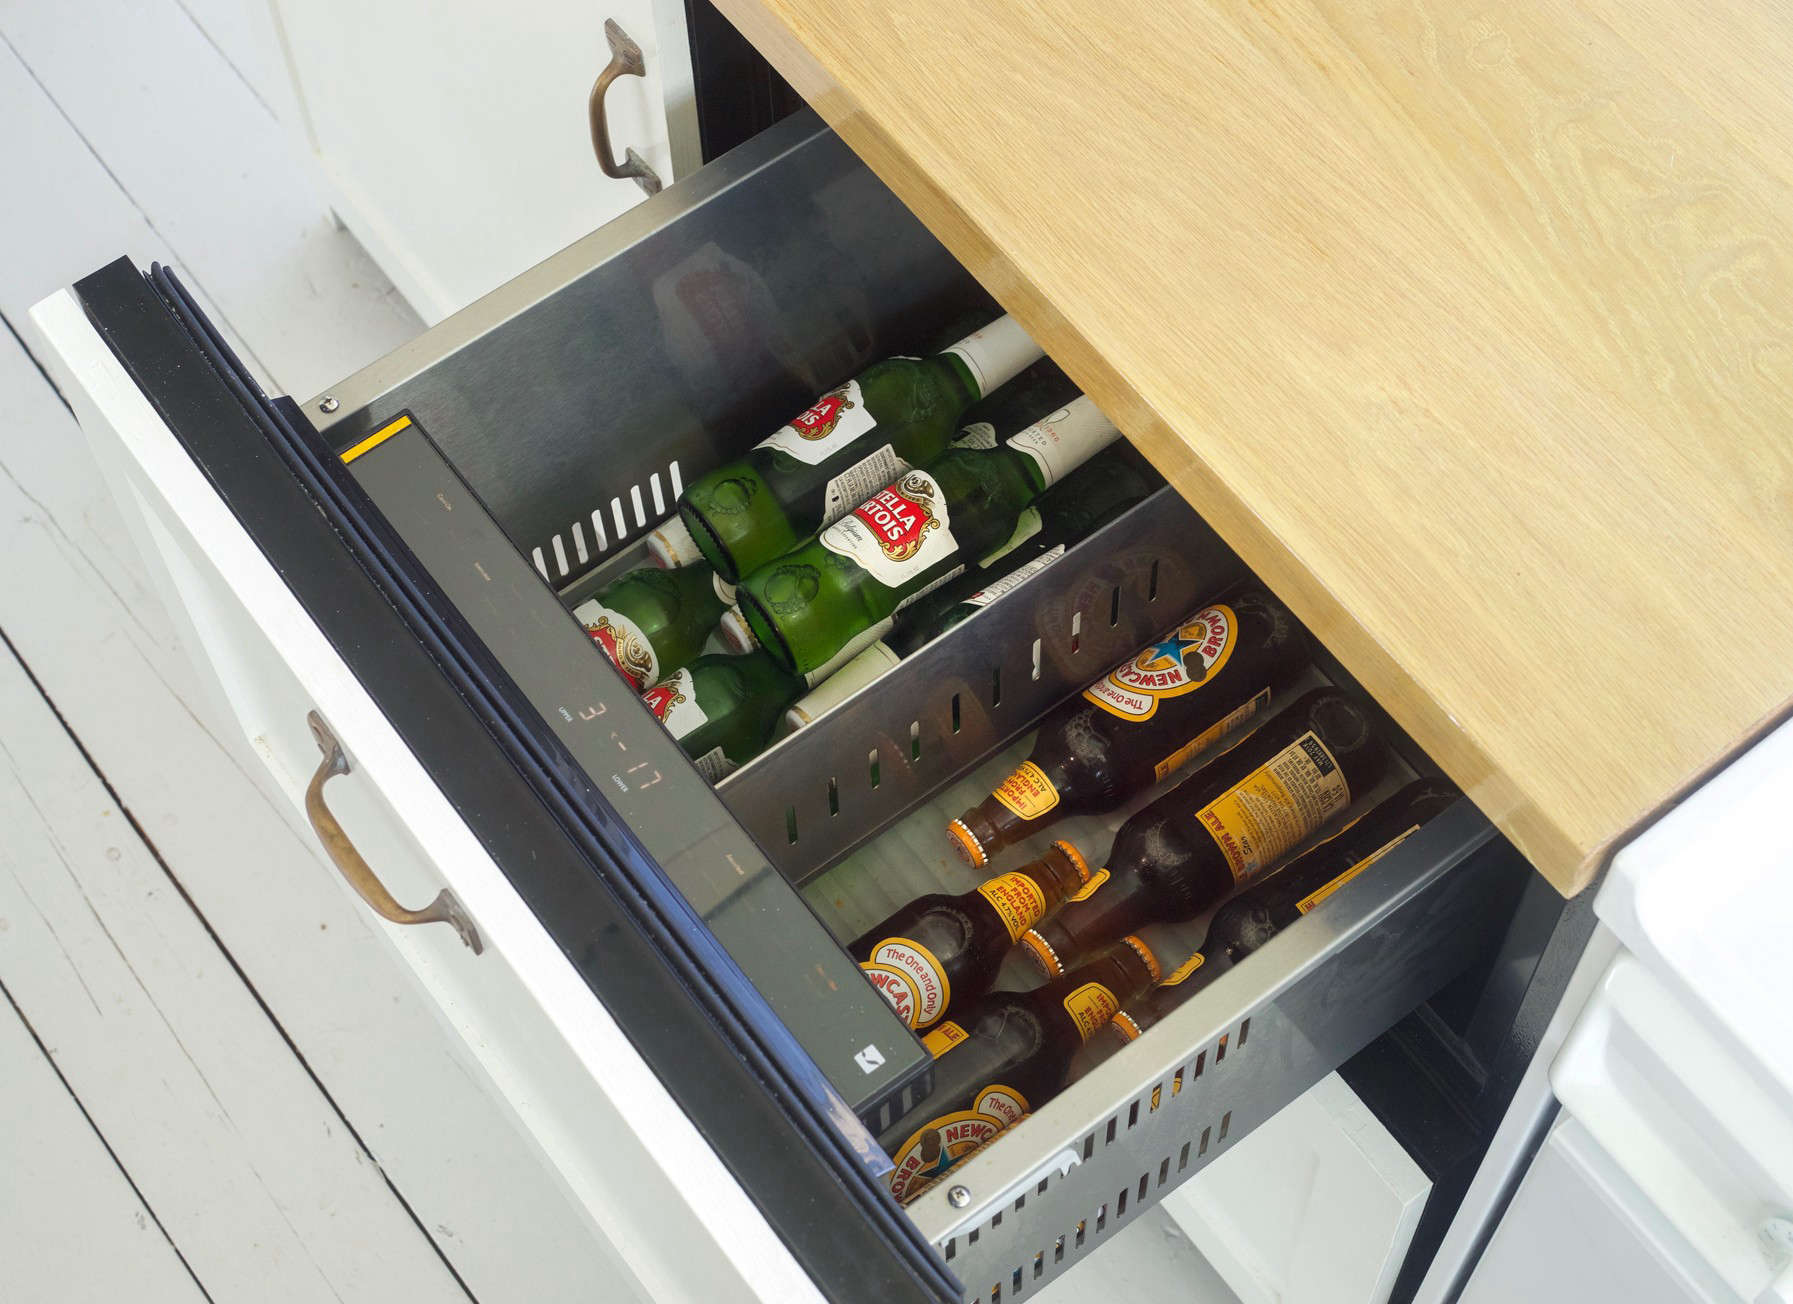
[0, 4, 1246, 1300]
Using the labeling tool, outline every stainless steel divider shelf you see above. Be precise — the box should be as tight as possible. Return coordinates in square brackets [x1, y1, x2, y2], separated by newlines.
[910, 798, 1520, 1301]
[720, 487, 1245, 885]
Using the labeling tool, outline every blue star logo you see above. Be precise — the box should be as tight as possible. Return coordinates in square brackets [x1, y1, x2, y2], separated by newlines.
[1139, 633, 1201, 673]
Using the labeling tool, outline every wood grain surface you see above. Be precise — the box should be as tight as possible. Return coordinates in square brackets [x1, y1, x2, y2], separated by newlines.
[713, 0, 1793, 893]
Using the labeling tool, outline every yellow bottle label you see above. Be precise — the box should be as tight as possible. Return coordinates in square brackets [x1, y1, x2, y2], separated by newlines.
[1085, 604, 1238, 722]
[1296, 825, 1421, 914]
[1196, 730, 1351, 884]
[922, 1020, 969, 1058]
[991, 760, 1061, 819]
[860, 937, 952, 1030]
[1061, 981, 1122, 1040]
[975, 872, 1051, 943]
[1152, 686, 1273, 781]
[1068, 867, 1110, 902]
[1161, 952, 1206, 986]
[885, 1082, 1032, 1202]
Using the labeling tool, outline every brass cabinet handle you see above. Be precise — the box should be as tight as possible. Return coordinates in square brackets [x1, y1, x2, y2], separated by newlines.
[305, 711, 484, 955]
[589, 19, 663, 196]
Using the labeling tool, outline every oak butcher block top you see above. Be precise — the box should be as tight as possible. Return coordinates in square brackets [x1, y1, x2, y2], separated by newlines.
[712, 0, 1793, 895]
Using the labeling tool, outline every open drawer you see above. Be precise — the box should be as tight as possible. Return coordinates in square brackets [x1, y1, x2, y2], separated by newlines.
[32, 111, 1537, 1303]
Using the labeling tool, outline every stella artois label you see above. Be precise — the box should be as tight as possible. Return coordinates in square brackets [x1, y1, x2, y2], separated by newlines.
[761, 378, 879, 465]
[640, 668, 708, 740]
[818, 470, 958, 588]
[887, 1083, 1032, 1201]
[821, 443, 910, 521]
[574, 599, 658, 690]
[860, 937, 951, 1029]
[1085, 604, 1238, 722]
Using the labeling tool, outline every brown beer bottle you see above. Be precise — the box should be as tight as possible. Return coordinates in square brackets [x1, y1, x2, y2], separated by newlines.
[1021, 687, 1390, 977]
[948, 590, 1307, 868]
[877, 937, 1161, 1202]
[1082, 779, 1458, 1070]
[851, 841, 1091, 1032]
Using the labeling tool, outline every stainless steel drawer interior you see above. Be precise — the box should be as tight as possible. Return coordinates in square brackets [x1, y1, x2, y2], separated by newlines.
[297, 112, 1539, 1299]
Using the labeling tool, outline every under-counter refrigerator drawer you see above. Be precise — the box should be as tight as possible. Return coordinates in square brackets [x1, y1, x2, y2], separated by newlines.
[31, 111, 1537, 1303]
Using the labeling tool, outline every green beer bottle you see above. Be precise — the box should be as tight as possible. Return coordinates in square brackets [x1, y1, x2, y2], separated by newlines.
[660, 315, 1043, 582]
[737, 396, 1123, 677]
[641, 643, 874, 780]
[781, 444, 1160, 729]
[573, 562, 732, 691]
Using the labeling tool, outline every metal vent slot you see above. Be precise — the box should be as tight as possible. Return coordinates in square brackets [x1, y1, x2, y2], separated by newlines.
[720, 489, 1244, 885]
[531, 462, 683, 582]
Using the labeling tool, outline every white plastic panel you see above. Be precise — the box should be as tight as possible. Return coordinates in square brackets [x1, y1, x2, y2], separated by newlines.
[1598, 716, 1793, 1121]
[30, 288, 817, 1304]
[1550, 953, 1793, 1300]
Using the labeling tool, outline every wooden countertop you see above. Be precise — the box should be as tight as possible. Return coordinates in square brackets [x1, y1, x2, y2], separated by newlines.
[714, 0, 1793, 895]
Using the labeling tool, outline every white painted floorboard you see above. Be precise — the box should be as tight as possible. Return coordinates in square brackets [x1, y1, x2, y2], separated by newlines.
[0, 633, 468, 1303]
[0, 993, 207, 1304]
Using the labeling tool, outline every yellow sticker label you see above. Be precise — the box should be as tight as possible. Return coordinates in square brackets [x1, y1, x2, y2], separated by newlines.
[1085, 604, 1238, 722]
[923, 1020, 969, 1058]
[861, 937, 951, 1029]
[1153, 687, 1273, 782]
[1067, 866, 1110, 902]
[975, 872, 1051, 944]
[991, 761, 1061, 820]
[885, 1083, 1031, 1201]
[1296, 825, 1421, 914]
[1196, 731, 1351, 884]
[1161, 952, 1206, 986]
[1061, 981, 1121, 1040]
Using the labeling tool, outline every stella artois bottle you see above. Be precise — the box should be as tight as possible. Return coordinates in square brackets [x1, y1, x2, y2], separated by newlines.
[737, 397, 1123, 677]
[659, 315, 1043, 581]
[1081, 779, 1458, 1071]
[877, 937, 1160, 1202]
[851, 841, 1091, 1032]
[947, 591, 1307, 867]
[572, 562, 733, 691]
[640, 642, 876, 780]
[781, 445, 1160, 730]
[1020, 688, 1391, 977]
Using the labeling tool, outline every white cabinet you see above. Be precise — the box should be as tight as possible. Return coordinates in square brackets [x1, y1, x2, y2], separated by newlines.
[269, 0, 698, 322]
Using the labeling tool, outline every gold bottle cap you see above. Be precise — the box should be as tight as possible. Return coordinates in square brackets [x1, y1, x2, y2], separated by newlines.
[1019, 927, 1065, 977]
[947, 817, 990, 868]
[1049, 840, 1091, 885]
[717, 606, 758, 654]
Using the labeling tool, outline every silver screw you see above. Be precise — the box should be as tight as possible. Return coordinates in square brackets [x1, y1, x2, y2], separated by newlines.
[319, 395, 340, 413]
[947, 1185, 971, 1208]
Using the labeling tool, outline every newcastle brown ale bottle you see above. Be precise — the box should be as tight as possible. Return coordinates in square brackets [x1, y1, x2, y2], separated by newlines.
[1021, 687, 1390, 977]
[877, 937, 1160, 1201]
[1086, 779, 1458, 1067]
[947, 591, 1307, 867]
[851, 841, 1090, 1031]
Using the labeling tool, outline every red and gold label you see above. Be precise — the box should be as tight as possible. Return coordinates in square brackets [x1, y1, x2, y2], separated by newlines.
[1196, 731, 1350, 884]
[818, 470, 958, 587]
[1061, 981, 1122, 1040]
[1085, 604, 1238, 722]
[860, 937, 951, 1029]
[762, 379, 879, 466]
[639, 668, 708, 739]
[573, 599, 659, 690]
[788, 386, 855, 442]
[887, 1084, 1031, 1201]
[1296, 825, 1421, 914]
[851, 476, 942, 563]
[990, 760, 1061, 820]
[975, 872, 1051, 943]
